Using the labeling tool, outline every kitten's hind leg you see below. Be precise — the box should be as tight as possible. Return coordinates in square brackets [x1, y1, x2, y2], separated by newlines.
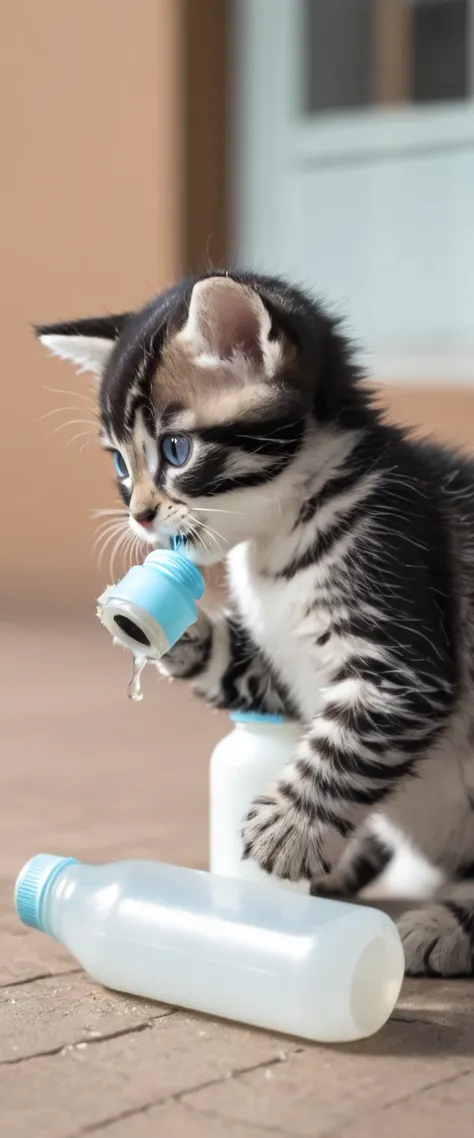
[398, 879, 474, 976]
[310, 828, 392, 899]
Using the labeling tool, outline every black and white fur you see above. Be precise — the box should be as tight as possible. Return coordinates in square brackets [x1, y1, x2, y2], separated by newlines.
[38, 271, 474, 976]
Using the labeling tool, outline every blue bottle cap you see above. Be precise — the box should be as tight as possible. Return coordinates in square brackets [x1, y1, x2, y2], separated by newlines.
[230, 711, 286, 725]
[14, 854, 78, 932]
[97, 549, 204, 658]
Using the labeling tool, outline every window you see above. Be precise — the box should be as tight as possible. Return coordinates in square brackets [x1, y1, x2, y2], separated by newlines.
[304, 0, 470, 114]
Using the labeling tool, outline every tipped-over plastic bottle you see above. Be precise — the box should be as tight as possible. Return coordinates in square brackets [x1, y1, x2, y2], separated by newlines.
[15, 855, 405, 1043]
[97, 546, 204, 659]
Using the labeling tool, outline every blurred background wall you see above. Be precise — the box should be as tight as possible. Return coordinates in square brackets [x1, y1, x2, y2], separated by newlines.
[1, 0, 474, 618]
[0, 0, 182, 612]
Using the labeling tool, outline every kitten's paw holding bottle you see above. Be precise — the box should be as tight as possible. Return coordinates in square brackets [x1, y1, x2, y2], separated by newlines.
[156, 609, 213, 680]
[241, 784, 326, 881]
[308, 871, 348, 899]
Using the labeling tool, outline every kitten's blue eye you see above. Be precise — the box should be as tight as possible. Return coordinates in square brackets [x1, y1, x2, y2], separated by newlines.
[161, 434, 191, 467]
[113, 450, 128, 479]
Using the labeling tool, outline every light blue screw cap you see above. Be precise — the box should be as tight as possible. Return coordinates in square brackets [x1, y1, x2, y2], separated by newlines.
[230, 712, 286, 724]
[14, 854, 78, 932]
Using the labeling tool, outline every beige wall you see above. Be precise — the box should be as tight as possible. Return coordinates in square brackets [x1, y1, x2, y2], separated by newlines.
[380, 386, 474, 451]
[0, 0, 182, 614]
[2, 2, 474, 621]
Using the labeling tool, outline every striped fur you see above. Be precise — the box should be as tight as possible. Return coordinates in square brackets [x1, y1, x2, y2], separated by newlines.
[37, 271, 474, 976]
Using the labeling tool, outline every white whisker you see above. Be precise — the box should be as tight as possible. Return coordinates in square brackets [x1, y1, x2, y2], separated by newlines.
[93, 515, 127, 533]
[104, 525, 127, 578]
[64, 429, 96, 450]
[128, 536, 138, 568]
[191, 518, 224, 549]
[110, 527, 134, 580]
[236, 433, 302, 446]
[93, 520, 126, 545]
[191, 506, 246, 517]
[130, 534, 143, 569]
[187, 523, 210, 557]
[94, 534, 126, 565]
[91, 508, 128, 519]
[43, 385, 97, 410]
[40, 405, 96, 422]
[199, 520, 225, 542]
[49, 417, 96, 437]
[95, 523, 128, 565]
[120, 532, 135, 573]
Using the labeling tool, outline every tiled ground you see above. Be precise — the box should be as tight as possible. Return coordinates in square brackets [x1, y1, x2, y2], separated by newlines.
[1, 620, 473, 1138]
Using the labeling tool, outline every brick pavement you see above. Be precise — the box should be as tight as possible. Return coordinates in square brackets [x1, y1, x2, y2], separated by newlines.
[1, 620, 473, 1138]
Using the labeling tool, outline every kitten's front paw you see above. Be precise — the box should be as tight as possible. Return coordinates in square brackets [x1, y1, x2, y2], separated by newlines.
[397, 906, 472, 977]
[156, 609, 212, 679]
[309, 872, 347, 899]
[241, 786, 324, 881]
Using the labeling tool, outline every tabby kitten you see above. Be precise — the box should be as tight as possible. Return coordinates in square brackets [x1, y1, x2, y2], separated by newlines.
[38, 271, 474, 976]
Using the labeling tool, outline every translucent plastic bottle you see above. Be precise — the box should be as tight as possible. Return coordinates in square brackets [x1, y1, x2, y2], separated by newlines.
[210, 712, 309, 893]
[15, 854, 405, 1043]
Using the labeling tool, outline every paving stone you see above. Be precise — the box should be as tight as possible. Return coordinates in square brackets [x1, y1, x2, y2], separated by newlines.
[336, 1069, 474, 1138]
[0, 928, 75, 987]
[0, 971, 169, 1061]
[0, 1010, 298, 1138]
[396, 976, 474, 1026]
[184, 1017, 474, 1138]
[97, 1100, 287, 1138]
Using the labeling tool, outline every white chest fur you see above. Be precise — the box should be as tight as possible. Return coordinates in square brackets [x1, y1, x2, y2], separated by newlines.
[227, 542, 331, 721]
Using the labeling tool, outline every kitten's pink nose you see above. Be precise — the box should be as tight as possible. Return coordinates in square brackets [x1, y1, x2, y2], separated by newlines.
[133, 507, 157, 526]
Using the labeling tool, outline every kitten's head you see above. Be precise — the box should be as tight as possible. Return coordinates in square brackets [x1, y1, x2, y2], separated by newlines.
[36, 272, 365, 564]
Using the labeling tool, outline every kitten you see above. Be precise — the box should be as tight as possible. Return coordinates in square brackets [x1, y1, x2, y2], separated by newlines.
[37, 271, 474, 976]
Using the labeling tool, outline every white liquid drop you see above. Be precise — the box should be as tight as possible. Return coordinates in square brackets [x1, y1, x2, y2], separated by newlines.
[128, 656, 146, 702]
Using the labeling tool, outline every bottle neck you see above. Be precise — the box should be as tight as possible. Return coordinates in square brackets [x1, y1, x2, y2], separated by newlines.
[144, 550, 204, 599]
[43, 861, 85, 940]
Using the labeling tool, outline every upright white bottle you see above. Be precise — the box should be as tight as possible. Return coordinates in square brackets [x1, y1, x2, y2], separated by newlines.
[210, 712, 308, 892]
[15, 854, 405, 1043]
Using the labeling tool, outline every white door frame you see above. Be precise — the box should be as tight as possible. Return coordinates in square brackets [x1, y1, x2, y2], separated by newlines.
[233, 0, 474, 384]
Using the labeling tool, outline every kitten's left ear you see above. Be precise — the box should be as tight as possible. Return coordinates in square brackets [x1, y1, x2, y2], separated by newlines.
[35, 312, 130, 378]
[179, 276, 279, 374]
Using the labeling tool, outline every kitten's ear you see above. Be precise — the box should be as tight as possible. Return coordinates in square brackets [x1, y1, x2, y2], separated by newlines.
[180, 276, 274, 370]
[35, 313, 130, 378]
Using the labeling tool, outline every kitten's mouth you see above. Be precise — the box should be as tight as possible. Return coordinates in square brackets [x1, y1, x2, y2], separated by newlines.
[131, 518, 175, 546]
[131, 516, 226, 565]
